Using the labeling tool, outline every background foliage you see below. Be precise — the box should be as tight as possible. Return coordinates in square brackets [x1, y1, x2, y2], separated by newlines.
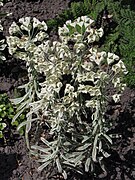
[0, 93, 25, 139]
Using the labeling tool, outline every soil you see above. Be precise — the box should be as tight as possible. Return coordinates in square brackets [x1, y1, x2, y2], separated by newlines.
[0, 0, 135, 180]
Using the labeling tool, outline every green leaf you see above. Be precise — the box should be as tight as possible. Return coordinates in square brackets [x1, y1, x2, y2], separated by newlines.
[76, 24, 82, 34]
[0, 131, 3, 138]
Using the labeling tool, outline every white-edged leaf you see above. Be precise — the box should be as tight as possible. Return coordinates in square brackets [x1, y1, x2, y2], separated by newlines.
[56, 158, 62, 173]
[26, 122, 31, 133]
[37, 155, 52, 163]
[74, 154, 83, 165]
[41, 137, 54, 149]
[102, 150, 110, 158]
[92, 134, 99, 162]
[10, 92, 29, 105]
[31, 145, 51, 154]
[82, 136, 90, 143]
[63, 161, 75, 167]
[17, 99, 30, 111]
[85, 157, 91, 172]
[102, 134, 112, 144]
[92, 124, 98, 135]
[12, 107, 26, 123]
[77, 143, 91, 151]
[26, 104, 41, 117]
[62, 170, 67, 180]
[17, 117, 39, 130]
[38, 160, 52, 171]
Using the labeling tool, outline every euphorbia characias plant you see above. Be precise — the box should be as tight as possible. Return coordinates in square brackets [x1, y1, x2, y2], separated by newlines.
[7, 16, 127, 179]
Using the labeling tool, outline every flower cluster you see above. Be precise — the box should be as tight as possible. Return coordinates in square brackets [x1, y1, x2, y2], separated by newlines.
[0, 21, 6, 61]
[7, 17, 48, 60]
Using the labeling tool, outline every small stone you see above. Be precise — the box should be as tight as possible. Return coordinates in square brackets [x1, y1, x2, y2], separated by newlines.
[0, 82, 13, 92]
[23, 172, 32, 180]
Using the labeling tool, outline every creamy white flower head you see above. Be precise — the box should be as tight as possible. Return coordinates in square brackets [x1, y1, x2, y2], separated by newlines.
[85, 100, 97, 108]
[95, 71, 108, 81]
[112, 94, 121, 103]
[19, 17, 31, 27]
[34, 31, 47, 41]
[0, 39, 6, 49]
[112, 77, 120, 87]
[76, 21, 84, 27]
[16, 51, 28, 61]
[89, 48, 106, 65]
[41, 21, 47, 31]
[107, 52, 119, 65]
[74, 42, 85, 54]
[66, 20, 72, 25]
[0, 22, 3, 32]
[112, 60, 128, 74]
[58, 27, 63, 36]
[54, 82, 63, 94]
[18, 35, 29, 49]
[38, 41, 50, 54]
[65, 84, 74, 94]
[33, 17, 41, 28]
[96, 28, 104, 38]
[81, 16, 91, 22]
[58, 25, 69, 37]
[9, 22, 20, 35]
[72, 33, 82, 41]
[76, 17, 81, 22]
[6, 36, 20, 54]
[71, 22, 77, 27]
[32, 18, 47, 30]
[87, 27, 103, 43]
[88, 18, 94, 25]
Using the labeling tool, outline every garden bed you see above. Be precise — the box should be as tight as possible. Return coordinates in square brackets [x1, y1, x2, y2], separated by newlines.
[0, 0, 135, 180]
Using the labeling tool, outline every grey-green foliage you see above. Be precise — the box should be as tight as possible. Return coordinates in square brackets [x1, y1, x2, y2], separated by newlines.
[7, 16, 127, 179]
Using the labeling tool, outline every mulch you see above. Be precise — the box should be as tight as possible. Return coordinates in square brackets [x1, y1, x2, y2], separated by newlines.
[0, 0, 135, 179]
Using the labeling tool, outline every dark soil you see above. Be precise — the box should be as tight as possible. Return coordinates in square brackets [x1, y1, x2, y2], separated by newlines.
[0, 0, 135, 180]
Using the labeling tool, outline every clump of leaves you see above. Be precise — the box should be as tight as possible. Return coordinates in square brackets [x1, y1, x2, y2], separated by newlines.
[0, 93, 26, 138]
[0, 93, 14, 138]
[7, 16, 127, 179]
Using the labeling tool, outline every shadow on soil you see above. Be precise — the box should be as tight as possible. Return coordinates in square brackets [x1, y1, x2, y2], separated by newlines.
[0, 153, 18, 180]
